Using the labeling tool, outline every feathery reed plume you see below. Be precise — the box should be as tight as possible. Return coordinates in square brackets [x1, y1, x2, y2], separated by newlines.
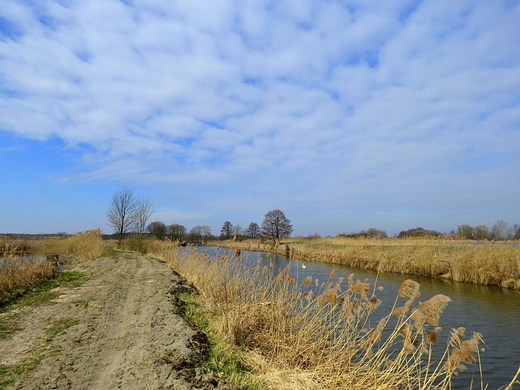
[363, 317, 386, 352]
[412, 294, 451, 329]
[393, 297, 414, 318]
[398, 279, 421, 298]
[349, 280, 369, 301]
[302, 275, 312, 287]
[445, 332, 483, 372]
[329, 269, 335, 279]
[449, 327, 466, 347]
[323, 288, 338, 304]
[426, 327, 442, 344]
[368, 295, 381, 311]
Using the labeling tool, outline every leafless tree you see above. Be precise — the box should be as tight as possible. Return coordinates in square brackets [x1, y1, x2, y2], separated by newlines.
[107, 187, 138, 248]
[107, 188, 154, 247]
[491, 220, 508, 240]
[134, 197, 154, 235]
[246, 222, 260, 238]
[189, 225, 212, 245]
[261, 209, 293, 242]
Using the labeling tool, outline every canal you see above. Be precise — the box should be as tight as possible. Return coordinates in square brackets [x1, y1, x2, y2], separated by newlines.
[196, 246, 520, 389]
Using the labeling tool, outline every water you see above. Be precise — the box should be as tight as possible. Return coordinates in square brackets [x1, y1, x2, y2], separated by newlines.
[193, 247, 520, 389]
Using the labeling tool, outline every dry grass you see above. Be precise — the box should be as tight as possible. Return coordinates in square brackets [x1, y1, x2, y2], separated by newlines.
[40, 228, 106, 263]
[151, 246, 489, 389]
[1, 229, 105, 305]
[214, 237, 520, 290]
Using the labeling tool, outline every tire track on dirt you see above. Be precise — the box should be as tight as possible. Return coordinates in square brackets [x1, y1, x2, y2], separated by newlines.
[1, 255, 232, 390]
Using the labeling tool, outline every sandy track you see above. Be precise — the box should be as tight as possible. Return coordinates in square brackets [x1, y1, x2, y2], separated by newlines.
[1, 255, 231, 390]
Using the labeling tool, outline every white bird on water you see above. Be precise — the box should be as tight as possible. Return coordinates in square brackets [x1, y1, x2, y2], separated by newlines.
[301, 263, 306, 269]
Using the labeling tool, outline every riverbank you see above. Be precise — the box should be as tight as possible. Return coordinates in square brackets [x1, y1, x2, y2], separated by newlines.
[153, 246, 520, 389]
[211, 237, 520, 290]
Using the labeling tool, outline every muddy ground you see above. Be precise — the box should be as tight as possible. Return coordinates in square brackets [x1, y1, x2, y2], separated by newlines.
[0, 254, 235, 390]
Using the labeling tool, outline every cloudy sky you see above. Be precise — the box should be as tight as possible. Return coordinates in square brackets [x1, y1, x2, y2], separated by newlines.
[1, 0, 519, 237]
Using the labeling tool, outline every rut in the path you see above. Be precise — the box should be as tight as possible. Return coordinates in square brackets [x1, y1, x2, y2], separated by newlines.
[2, 255, 232, 390]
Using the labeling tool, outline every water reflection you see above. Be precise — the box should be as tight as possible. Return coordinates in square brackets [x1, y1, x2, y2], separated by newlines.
[193, 247, 519, 389]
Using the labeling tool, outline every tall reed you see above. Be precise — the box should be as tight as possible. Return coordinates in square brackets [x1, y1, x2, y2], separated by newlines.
[216, 237, 520, 290]
[153, 247, 488, 389]
[40, 228, 105, 263]
[1, 229, 105, 305]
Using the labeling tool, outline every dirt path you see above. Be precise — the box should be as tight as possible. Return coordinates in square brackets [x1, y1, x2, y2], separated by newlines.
[0, 254, 232, 390]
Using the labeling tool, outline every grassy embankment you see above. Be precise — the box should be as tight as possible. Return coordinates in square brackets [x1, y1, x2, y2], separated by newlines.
[151, 246, 520, 390]
[212, 236, 520, 290]
[0, 229, 105, 306]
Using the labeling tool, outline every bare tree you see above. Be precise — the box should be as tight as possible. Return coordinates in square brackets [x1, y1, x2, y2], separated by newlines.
[220, 221, 233, 240]
[246, 222, 260, 238]
[107, 188, 154, 247]
[261, 209, 293, 242]
[491, 220, 508, 240]
[134, 197, 154, 235]
[189, 225, 212, 245]
[232, 224, 243, 237]
[107, 187, 137, 248]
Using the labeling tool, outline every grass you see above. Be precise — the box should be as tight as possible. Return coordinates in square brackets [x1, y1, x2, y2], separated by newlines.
[1, 229, 104, 306]
[0, 316, 80, 390]
[175, 291, 261, 388]
[213, 236, 520, 290]
[0, 271, 87, 341]
[151, 247, 492, 390]
[44, 318, 79, 343]
[0, 271, 86, 390]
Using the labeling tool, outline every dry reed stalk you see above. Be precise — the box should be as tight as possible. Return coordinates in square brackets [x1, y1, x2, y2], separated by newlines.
[156, 247, 492, 389]
[221, 237, 520, 290]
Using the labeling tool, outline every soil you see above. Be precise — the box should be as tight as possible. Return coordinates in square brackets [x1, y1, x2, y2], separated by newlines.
[0, 254, 235, 390]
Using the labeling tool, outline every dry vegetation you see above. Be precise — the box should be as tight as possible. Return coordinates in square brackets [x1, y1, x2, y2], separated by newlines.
[0, 229, 105, 305]
[215, 236, 520, 290]
[152, 246, 496, 390]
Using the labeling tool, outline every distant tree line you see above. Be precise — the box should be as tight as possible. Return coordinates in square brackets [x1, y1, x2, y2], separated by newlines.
[452, 220, 520, 240]
[106, 190, 518, 246]
[337, 220, 520, 240]
[338, 228, 388, 239]
[144, 208, 294, 246]
[217, 209, 293, 242]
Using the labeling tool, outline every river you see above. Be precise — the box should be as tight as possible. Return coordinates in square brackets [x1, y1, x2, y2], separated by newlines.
[195, 247, 520, 389]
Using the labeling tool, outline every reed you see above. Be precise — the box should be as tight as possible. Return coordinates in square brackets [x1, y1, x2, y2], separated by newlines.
[151, 247, 489, 389]
[40, 228, 106, 263]
[0, 229, 105, 305]
[214, 237, 520, 290]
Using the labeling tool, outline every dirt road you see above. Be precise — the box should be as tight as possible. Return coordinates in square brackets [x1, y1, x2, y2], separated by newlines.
[0, 254, 232, 390]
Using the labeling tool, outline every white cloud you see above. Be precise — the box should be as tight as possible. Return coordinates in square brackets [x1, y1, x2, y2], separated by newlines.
[0, 0, 519, 235]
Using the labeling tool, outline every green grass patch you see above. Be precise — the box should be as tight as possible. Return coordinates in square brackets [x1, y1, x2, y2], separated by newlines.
[44, 318, 79, 343]
[0, 313, 23, 340]
[0, 271, 88, 341]
[104, 246, 121, 257]
[1, 271, 88, 311]
[0, 272, 87, 389]
[0, 340, 51, 389]
[175, 292, 261, 389]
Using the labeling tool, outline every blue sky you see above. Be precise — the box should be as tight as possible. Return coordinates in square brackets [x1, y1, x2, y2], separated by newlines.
[1, 0, 519, 237]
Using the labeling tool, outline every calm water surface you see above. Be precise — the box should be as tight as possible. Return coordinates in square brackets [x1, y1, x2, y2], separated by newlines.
[194, 247, 520, 389]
